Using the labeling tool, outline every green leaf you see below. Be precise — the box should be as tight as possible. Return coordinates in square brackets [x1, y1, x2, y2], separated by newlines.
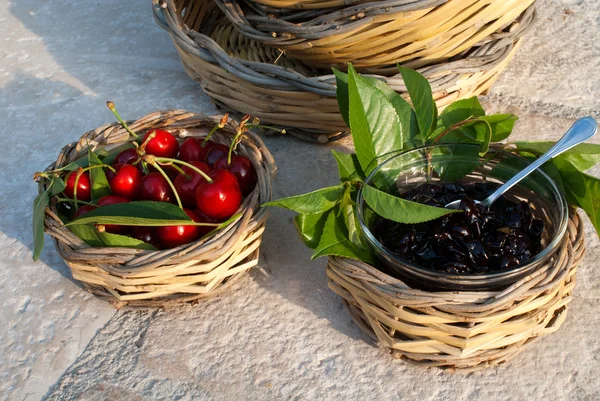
[32, 184, 52, 261]
[340, 200, 368, 250]
[476, 119, 492, 154]
[439, 97, 485, 129]
[460, 122, 487, 143]
[409, 109, 425, 146]
[516, 141, 600, 171]
[66, 201, 216, 226]
[361, 76, 414, 148]
[60, 157, 90, 172]
[483, 114, 518, 142]
[294, 210, 331, 249]
[339, 184, 358, 210]
[432, 145, 481, 182]
[362, 185, 461, 224]
[510, 149, 567, 194]
[49, 177, 66, 196]
[87, 149, 111, 201]
[553, 159, 600, 235]
[69, 224, 157, 250]
[333, 68, 350, 128]
[348, 64, 404, 174]
[263, 185, 344, 214]
[434, 113, 517, 148]
[215, 212, 243, 231]
[489, 154, 550, 196]
[311, 208, 375, 263]
[335, 67, 415, 150]
[398, 66, 437, 139]
[542, 159, 567, 194]
[331, 150, 364, 182]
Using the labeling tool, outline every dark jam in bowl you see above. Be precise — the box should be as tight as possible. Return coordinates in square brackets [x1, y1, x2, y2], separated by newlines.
[374, 182, 545, 275]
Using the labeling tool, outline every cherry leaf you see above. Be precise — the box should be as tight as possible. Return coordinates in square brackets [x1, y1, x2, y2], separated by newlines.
[362, 185, 461, 224]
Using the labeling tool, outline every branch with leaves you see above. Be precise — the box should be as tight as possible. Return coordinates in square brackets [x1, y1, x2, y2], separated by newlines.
[265, 65, 600, 263]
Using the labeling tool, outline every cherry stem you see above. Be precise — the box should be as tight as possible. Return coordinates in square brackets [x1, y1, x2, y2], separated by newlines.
[33, 172, 50, 182]
[56, 197, 95, 206]
[227, 114, 253, 165]
[201, 125, 221, 147]
[107, 101, 139, 140]
[432, 117, 475, 145]
[247, 124, 286, 134]
[81, 164, 117, 174]
[154, 157, 213, 183]
[158, 161, 188, 178]
[73, 170, 82, 211]
[141, 161, 150, 175]
[139, 131, 156, 155]
[201, 113, 229, 147]
[228, 128, 245, 165]
[72, 164, 116, 210]
[151, 163, 184, 210]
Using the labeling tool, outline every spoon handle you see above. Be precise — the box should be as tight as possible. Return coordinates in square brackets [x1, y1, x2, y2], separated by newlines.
[481, 117, 598, 208]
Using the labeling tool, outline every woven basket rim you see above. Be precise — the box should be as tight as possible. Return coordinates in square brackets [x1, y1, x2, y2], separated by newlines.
[153, 0, 536, 97]
[39, 110, 276, 307]
[328, 209, 583, 299]
[212, 0, 536, 70]
[326, 210, 585, 369]
[218, 0, 449, 37]
[244, 0, 435, 12]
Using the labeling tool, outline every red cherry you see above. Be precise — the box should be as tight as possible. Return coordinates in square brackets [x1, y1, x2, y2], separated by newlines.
[179, 138, 206, 162]
[97, 195, 130, 206]
[113, 148, 139, 165]
[139, 172, 174, 202]
[148, 164, 178, 180]
[214, 155, 257, 196]
[108, 164, 142, 200]
[156, 209, 200, 248]
[173, 161, 210, 207]
[131, 226, 161, 249]
[96, 195, 130, 234]
[73, 204, 97, 219]
[194, 209, 222, 237]
[64, 171, 92, 201]
[204, 143, 229, 167]
[195, 169, 242, 219]
[142, 129, 179, 159]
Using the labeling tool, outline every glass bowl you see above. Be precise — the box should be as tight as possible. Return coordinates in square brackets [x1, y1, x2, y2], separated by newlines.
[356, 144, 569, 291]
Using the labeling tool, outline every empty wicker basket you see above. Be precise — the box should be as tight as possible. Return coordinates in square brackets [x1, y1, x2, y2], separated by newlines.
[215, 0, 536, 73]
[153, 0, 535, 143]
[40, 110, 275, 308]
[327, 211, 585, 370]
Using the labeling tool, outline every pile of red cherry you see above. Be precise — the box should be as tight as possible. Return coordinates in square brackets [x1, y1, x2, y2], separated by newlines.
[63, 129, 257, 249]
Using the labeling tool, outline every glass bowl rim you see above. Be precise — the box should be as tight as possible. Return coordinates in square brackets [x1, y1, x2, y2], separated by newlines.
[356, 143, 570, 280]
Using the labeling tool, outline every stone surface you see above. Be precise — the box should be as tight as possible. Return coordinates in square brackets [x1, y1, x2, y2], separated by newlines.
[0, 0, 599, 400]
[486, 0, 600, 120]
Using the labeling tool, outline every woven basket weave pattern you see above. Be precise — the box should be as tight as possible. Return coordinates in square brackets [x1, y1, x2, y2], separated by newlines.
[154, 0, 536, 142]
[215, 0, 536, 72]
[327, 211, 585, 370]
[42, 110, 276, 309]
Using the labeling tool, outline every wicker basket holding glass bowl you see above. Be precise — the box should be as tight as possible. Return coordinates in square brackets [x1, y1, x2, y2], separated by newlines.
[267, 66, 598, 370]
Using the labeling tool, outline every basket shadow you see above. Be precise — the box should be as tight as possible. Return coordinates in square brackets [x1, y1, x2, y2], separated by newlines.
[255, 207, 374, 345]
[250, 135, 374, 344]
[0, 73, 99, 285]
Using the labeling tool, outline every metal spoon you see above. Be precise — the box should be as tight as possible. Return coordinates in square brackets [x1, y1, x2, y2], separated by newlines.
[445, 116, 598, 210]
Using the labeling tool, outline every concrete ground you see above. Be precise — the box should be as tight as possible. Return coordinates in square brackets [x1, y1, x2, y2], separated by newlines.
[1, 0, 599, 400]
